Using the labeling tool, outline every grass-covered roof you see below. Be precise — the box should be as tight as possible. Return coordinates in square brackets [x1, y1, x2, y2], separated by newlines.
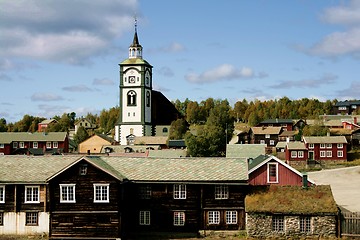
[245, 185, 338, 215]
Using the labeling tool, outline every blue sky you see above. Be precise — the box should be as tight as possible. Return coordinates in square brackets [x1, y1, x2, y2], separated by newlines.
[1, 0, 360, 123]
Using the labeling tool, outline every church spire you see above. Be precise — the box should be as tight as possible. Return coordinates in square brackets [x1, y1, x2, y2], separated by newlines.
[129, 17, 142, 59]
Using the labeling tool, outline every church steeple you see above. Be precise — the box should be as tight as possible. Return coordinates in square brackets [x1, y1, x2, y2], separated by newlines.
[129, 18, 142, 59]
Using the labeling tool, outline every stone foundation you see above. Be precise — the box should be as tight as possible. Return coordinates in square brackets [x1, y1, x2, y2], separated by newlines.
[246, 213, 337, 238]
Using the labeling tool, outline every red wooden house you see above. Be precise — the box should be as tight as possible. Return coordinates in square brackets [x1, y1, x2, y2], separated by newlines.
[0, 132, 69, 155]
[37, 119, 57, 132]
[249, 127, 282, 148]
[248, 155, 314, 186]
[302, 136, 348, 163]
[285, 141, 308, 167]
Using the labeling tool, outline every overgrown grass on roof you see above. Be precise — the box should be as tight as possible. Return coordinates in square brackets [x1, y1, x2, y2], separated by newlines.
[245, 185, 337, 215]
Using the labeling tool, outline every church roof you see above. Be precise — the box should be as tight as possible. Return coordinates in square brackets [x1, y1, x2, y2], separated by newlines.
[152, 90, 183, 125]
[120, 58, 151, 65]
[130, 31, 142, 48]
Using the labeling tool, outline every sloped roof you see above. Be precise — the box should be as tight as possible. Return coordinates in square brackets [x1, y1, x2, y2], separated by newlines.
[335, 100, 360, 106]
[39, 119, 57, 125]
[226, 144, 266, 159]
[275, 141, 287, 149]
[279, 131, 296, 137]
[152, 90, 182, 125]
[303, 136, 347, 144]
[134, 136, 168, 145]
[245, 185, 338, 215]
[0, 155, 80, 183]
[286, 141, 307, 150]
[0, 132, 68, 144]
[120, 58, 151, 65]
[260, 119, 293, 124]
[251, 127, 282, 135]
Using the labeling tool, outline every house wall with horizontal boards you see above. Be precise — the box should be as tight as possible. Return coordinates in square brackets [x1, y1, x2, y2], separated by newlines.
[0, 212, 49, 235]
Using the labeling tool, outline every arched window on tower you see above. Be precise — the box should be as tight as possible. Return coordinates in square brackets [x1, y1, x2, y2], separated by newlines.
[127, 91, 137, 106]
[146, 91, 150, 107]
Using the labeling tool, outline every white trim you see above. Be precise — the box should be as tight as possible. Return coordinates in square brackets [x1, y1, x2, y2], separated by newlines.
[249, 155, 315, 184]
[93, 184, 110, 203]
[0, 185, 4, 203]
[25, 186, 40, 203]
[60, 184, 76, 203]
[267, 162, 279, 183]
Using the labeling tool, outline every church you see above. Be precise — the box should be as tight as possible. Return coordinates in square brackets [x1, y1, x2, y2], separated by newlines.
[114, 22, 181, 145]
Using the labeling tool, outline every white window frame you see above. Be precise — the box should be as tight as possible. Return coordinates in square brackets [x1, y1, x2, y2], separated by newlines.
[326, 143, 332, 149]
[0, 185, 4, 203]
[33, 142, 38, 148]
[337, 143, 343, 149]
[291, 151, 297, 158]
[298, 151, 304, 158]
[53, 141, 58, 148]
[270, 140, 275, 146]
[267, 162, 278, 183]
[25, 212, 38, 226]
[215, 185, 229, 199]
[272, 215, 284, 232]
[320, 143, 326, 149]
[13, 142, 18, 148]
[139, 211, 150, 225]
[19, 142, 24, 148]
[260, 140, 265, 144]
[60, 184, 76, 203]
[265, 134, 270, 139]
[226, 211, 238, 224]
[173, 211, 185, 226]
[208, 211, 220, 224]
[300, 216, 311, 233]
[93, 184, 109, 203]
[337, 150, 343, 157]
[320, 151, 326, 157]
[174, 184, 186, 199]
[25, 186, 40, 203]
[326, 151, 332, 158]
[46, 142, 51, 148]
[0, 143, 4, 148]
[139, 185, 152, 199]
[308, 143, 314, 149]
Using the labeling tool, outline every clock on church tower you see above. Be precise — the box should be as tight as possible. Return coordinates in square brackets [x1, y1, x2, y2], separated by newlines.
[114, 20, 153, 145]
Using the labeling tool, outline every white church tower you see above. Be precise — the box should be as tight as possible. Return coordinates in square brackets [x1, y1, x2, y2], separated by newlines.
[115, 20, 153, 145]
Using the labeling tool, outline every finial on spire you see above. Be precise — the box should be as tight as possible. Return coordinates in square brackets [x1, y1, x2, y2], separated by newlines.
[134, 15, 137, 33]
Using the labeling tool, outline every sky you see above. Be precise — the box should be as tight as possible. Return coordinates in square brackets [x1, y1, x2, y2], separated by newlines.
[1, 0, 360, 123]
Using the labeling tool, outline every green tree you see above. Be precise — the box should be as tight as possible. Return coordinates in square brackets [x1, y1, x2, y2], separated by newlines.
[168, 118, 188, 140]
[73, 126, 90, 146]
[0, 118, 7, 132]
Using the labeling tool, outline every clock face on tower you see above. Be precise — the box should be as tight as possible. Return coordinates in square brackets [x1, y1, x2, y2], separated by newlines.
[129, 76, 136, 83]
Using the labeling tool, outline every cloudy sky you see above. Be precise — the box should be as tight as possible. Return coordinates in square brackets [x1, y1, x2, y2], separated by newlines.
[1, 0, 360, 123]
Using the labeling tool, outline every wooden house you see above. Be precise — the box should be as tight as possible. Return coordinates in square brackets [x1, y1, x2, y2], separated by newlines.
[249, 127, 282, 152]
[285, 141, 308, 167]
[245, 185, 338, 239]
[257, 119, 294, 131]
[78, 133, 115, 154]
[0, 132, 69, 155]
[333, 100, 360, 115]
[37, 119, 57, 132]
[248, 155, 314, 186]
[303, 136, 348, 163]
[74, 118, 97, 134]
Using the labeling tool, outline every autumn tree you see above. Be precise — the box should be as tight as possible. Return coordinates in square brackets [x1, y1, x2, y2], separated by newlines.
[168, 118, 188, 140]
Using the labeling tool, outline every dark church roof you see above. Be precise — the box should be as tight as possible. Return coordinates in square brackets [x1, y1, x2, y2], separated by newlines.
[151, 90, 182, 125]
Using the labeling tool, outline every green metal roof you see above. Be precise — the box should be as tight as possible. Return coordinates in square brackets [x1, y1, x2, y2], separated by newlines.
[120, 58, 151, 65]
[226, 144, 266, 159]
[0, 132, 67, 144]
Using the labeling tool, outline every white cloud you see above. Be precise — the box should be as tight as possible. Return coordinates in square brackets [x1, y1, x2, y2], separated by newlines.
[31, 93, 64, 102]
[93, 78, 115, 86]
[269, 74, 338, 89]
[322, 0, 360, 25]
[62, 85, 93, 92]
[0, 0, 138, 64]
[336, 81, 360, 99]
[185, 64, 256, 83]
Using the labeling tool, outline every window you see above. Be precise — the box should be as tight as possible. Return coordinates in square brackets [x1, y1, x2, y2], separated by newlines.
[0, 212, 3, 225]
[337, 143, 343, 149]
[174, 211, 185, 226]
[265, 134, 270, 139]
[162, 128, 168, 133]
[226, 211, 237, 224]
[326, 143, 332, 148]
[308, 143, 314, 149]
[46, 142, 51, 148]
[338, 150, 343, 157]
[33, 142, 38, 148]
[60, 184, 76, 203]
[298, 151, 304, 158]
[19, 142, 24, 148]
[291, 151, 297, 158]
[326, 151, 332, 157]
[267, 163, 278, 183]
[94, 184, 109, 203]
[0, 186, 4, 203]
[53, 142, 58, 148]
[139, 211, 150, 225]
[13, 142, 18, 148]
[272, 216, 284, 232]
[174, 184, 186, 199]
[300, 216, 311, 233]
[320, 151, 326, 157]
[25, 186, 39, 203]
[139, 185, 151, 199]
[79, 164, 87, 175]
[127, 90, 137, 106]
[320, 143, 325, 149]
[260, 140, 265, 144]
[208, 211, 220, 224]
[0, 143, 4, 148]
[215, 185, 229, 199]
[26, 212, 38, 226]
[270, 140, 275, 146]
[146, 91, 150, 107]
